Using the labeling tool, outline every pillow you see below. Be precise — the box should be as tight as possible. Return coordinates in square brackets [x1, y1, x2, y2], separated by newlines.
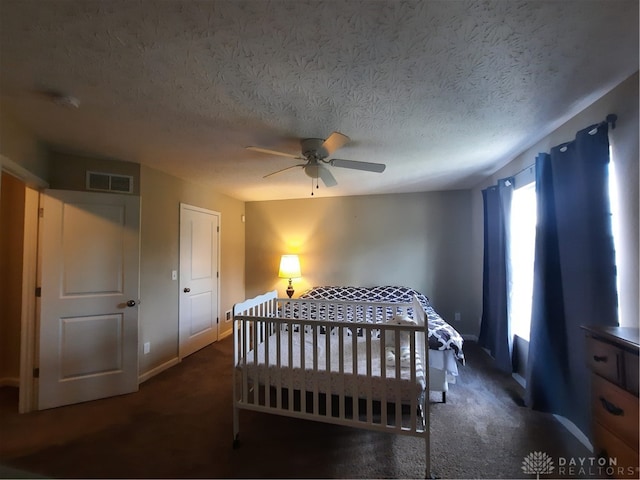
[384, 314, 416, 366]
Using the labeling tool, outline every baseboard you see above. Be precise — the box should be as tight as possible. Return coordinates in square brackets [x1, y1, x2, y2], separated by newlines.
[219, 328, 233, 340]
[512, 373, 526, 388]
[462, 334, 478, 342]
[138, 357, 181, 384]
[0, 377, 20, 388]
[553, 414, 593, 452]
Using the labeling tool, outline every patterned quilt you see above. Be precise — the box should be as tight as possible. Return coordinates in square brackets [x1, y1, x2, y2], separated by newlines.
[298, 286, 464, 363]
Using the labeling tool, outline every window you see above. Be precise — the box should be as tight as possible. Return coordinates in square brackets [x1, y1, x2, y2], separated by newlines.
[508, 150, 620, 340]
[509, 181, 536, 341]
[608, 151, 621, 323]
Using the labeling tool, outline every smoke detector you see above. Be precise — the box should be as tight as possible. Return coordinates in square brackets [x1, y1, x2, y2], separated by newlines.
[53, 93, 80, 108]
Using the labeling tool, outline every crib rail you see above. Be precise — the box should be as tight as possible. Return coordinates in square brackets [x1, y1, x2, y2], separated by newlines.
[232, 290, 431, 477]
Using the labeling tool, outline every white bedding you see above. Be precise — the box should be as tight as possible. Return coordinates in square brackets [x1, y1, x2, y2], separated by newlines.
[239, 330, 426, 403]
[429, 349, 459, 380]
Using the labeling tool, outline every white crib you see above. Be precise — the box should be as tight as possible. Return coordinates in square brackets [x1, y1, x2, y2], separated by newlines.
[232, 290, 431, 478]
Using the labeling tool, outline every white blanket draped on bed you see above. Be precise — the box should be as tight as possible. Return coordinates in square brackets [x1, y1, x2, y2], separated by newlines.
[240, 330, 426, 403]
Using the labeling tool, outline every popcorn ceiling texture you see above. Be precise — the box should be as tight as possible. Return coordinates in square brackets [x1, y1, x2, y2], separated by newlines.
[0, 0, 637, 201]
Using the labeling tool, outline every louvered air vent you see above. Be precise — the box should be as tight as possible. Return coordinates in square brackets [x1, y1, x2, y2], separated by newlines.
[86, 171, 133, 193]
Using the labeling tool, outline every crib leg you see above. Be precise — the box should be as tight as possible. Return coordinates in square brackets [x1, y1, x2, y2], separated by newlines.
[424, 393, 432, 479]
[441, 392, 446, 403]
[425, 429, 435, 478]
[232, 405, 240, 449]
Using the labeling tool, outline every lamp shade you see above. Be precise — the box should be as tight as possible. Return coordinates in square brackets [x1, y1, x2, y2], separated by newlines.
[278, 255, 301, 279]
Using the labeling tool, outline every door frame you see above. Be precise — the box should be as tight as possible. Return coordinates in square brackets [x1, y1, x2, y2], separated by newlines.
[0, 155, 48, 413]
[178, 203, 221, 358]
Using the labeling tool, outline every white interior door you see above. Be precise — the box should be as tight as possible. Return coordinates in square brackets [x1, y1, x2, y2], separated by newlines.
[179, 204, 219, 358]
[38, 190, 140, 410]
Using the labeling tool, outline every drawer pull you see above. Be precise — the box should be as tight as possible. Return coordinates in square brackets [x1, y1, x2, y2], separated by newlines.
[599, 396, 624, 416]
[593, 355, 608, 362]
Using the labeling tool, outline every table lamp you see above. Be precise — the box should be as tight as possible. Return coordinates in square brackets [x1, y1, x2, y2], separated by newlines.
[278, 254, 301, 298]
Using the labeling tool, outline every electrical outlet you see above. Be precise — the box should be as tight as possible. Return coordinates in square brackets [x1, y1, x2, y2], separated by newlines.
[226, 310, 232, 322]
[171, 270, 177, 280]
[454, 312, 461, 322]
[143, 342, 151, 354]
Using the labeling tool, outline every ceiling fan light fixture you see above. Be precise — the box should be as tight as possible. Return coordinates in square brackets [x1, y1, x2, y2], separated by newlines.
[304, 164, 320, 179]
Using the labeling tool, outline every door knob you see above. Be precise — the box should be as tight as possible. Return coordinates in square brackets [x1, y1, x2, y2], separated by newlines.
[184, 287, 191, 293]
[126, 300, 137, 307]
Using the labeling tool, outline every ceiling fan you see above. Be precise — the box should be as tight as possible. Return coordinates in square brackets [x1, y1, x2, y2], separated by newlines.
[246, 132, 386, 193]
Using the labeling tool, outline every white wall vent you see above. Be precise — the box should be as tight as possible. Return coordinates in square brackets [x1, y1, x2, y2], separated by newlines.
[86, 171, 134, 193]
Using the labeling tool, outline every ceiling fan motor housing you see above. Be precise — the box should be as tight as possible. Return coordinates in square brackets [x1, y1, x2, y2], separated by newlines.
[300, 138, 328, 160]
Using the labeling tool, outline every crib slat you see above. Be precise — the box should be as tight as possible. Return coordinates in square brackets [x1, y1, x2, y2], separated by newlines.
[351, 318, 358, 422]
[253, 318, 260, 406]
[300, 323, 306, 414]
[325, 324, 332, 417]
[338, 325, 345, 421]
[288, 320, 294, 412]
[394, 327, 401, 429]
[264, 319, 271, 409]
[312, 324, 319, 416]
[410, 329, 416, 432]
[380, 327, 388, 427]
[276, 323, 282, 410]
[365, 325, 373, 425]
[242, 319, 249, 405]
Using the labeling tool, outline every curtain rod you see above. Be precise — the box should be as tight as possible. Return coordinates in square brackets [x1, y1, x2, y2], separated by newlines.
[504, 113, 618, 181]
[604, 113, 618, 130]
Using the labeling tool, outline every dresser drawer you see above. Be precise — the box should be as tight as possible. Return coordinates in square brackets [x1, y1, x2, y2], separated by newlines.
[592, 374, 639, 450]
[586, 336, 621, 384]
[624, 350, 639, 396]
[593, 422, 640, 479]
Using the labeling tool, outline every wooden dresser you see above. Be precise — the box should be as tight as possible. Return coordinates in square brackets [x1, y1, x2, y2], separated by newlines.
[582, 326, 639, 479]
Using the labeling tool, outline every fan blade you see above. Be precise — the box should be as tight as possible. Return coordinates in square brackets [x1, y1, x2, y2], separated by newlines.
[246, 146, 302, 159]
[263, 164, 306, 178]
[320, 132, 350, 156]
[318, 166, 338, 187]
[331, 158, 386, 173]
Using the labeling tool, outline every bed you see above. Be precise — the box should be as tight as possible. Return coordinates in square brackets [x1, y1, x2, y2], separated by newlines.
[233, 290, 432, 477]
[299, 286, 464, 403]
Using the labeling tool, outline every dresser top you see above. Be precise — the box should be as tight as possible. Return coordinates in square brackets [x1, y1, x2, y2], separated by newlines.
[581, 325, 640, 352]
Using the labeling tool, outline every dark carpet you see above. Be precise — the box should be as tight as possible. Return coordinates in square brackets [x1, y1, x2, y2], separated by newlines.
[0, 338, 593, 479]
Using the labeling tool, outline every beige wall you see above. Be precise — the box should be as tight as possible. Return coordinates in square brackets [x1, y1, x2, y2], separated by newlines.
[245, 191, 476, 334]
[0, 173, 25, 383]
[0, 108, 48, 180]
[470, 71, 639, 333]
[139, 165, 245, 374]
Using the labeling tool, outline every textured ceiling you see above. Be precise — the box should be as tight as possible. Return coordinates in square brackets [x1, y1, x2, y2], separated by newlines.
[0, 0, 637, 201]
